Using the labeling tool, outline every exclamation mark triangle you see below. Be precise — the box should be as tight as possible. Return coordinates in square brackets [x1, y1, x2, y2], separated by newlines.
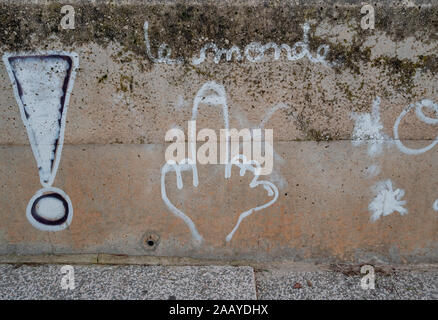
[3, 51, 78, 187]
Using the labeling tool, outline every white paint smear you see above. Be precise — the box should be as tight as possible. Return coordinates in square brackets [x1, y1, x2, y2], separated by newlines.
[369, 179, 408, 222]
[36, 196, 66, 221]
[351, 96, 390, 157]
[352, 97, 438, 157]
[433, 199, 438, 212]
[364, 164, 381, 178]
[259, 102, 288, 129]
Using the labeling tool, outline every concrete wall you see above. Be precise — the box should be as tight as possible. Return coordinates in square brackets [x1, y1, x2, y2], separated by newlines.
[0, 0, 437, 263]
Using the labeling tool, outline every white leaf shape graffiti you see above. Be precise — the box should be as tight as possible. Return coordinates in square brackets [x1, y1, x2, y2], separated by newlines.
[369, 179, 408, 222]
[351, 96, 390, 157]
[352, 97, 438, 213]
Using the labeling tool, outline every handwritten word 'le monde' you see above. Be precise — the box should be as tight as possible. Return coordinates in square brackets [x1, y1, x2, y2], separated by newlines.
[143, 21, 333, 66]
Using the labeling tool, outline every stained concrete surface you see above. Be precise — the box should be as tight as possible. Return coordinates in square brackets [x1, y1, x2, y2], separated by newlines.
[1, 0, 438, 263]
[1, 142, 437, 262]
[0, 263, 437, 300]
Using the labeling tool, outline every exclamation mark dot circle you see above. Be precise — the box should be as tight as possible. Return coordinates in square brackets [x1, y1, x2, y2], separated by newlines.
[26, 187, 73, 231]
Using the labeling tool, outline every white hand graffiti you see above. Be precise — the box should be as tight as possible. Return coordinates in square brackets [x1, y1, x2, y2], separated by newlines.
[160, 81, 279, 244]
[224, 155, 279, 242]
[161, 155, 278, 244]
[161, 159, 202, 245]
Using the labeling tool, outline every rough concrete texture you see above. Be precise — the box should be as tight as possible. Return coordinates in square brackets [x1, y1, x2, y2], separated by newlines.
[0, 264, 256, 299]
[0, 0, 437, 263]
[1, 143, 438, 262]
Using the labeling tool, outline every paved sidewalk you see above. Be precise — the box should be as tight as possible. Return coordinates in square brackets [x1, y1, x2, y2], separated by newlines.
[0, 264, 256, 300]
[256, 268, 438, 300]
[0, 263, 437, 300]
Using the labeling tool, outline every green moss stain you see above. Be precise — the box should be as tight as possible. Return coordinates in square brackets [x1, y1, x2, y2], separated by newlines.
[98, 74, 108, 83]
[119, 75, 133, 92]
[1, 1, 437, 123]
[1, 3, 436, 58]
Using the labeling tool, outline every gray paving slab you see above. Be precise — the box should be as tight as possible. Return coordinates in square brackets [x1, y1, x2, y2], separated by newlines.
[2, 263, 438, 300]
[255, 269, 438, 300]
[0, 264, 256, 300]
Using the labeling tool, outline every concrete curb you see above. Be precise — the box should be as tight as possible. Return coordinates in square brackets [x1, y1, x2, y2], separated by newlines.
[2, 254, 438, 273]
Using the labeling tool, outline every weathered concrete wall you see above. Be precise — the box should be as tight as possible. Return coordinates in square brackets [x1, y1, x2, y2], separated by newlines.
[0, 0, 437, 263]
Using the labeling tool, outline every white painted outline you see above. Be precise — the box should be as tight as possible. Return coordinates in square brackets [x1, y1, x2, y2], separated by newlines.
[393, 99, 438, 214]
[3, 50, 78, 231]
[26, 187, 73, 232]
[191, 81, 230, 172]
[351, 96, 389, 158]
[3, 51, 79, 188]
[393, 99, 438, 155]
[224, 154, 279, 242]
[161, 160, 202, 245]
[161, 81, 279, 244]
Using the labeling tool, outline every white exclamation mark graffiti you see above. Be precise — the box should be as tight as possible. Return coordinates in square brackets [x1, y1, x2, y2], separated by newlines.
[3, 51, 78, 231]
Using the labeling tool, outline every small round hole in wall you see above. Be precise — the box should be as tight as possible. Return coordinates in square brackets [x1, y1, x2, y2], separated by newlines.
[142, 232, 160, 251]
